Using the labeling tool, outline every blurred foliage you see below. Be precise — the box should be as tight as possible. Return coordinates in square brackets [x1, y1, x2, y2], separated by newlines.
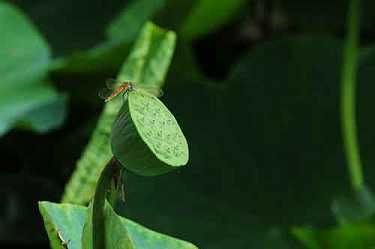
[2, 0, 375, 248]
[0, 2, 66, 136]
[179, 0, 247, 40]
[293, 222, 375, 249]
[51, 0, 167, 74]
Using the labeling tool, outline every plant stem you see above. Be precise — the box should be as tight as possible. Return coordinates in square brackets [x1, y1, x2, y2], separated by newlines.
[92, 157, 118, 249]
[341, 0, 363, 191]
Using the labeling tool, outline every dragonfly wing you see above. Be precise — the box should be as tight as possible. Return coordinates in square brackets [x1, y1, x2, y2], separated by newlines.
[148, 87, 164, 97]
[98, 87, 113, 100]
[105, 78, 119, 89]
[136, 85, 164, 97]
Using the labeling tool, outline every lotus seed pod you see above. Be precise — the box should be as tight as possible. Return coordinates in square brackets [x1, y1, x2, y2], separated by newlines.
[111, 90, 189, 176]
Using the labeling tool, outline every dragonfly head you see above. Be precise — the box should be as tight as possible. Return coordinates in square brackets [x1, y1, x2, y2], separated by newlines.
[127, 82, 135, 91]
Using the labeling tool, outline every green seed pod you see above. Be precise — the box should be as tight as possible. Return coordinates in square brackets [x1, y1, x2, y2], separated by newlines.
[111, 90, 189, 176]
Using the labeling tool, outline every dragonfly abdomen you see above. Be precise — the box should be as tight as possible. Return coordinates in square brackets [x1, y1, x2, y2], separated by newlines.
[105, 82, 130, 102]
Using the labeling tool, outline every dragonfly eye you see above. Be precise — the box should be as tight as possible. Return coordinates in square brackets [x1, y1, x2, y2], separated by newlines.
[129, 83, 134, 91]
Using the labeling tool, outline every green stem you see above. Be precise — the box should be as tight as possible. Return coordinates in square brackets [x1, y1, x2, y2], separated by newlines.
[92, 157, 118, 249]
[341, 0, 363, 191]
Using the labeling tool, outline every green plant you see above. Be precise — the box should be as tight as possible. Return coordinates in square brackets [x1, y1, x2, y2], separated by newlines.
[39, 21, 195, 249]
[4, 0, 375, 248]
[31, 1, 251, 247]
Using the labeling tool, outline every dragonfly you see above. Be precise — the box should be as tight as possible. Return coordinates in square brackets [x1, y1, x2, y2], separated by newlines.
[99, 79, 163, 102]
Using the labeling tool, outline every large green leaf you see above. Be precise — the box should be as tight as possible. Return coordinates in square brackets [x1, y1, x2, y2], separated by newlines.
[62, 22, 176, 204]
[39, 201, 198, 249]
[0, 2, 65, 136]
[18, 92, 67, 133]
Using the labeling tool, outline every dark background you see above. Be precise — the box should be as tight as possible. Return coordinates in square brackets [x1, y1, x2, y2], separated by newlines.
[2, 0, 375, 248]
